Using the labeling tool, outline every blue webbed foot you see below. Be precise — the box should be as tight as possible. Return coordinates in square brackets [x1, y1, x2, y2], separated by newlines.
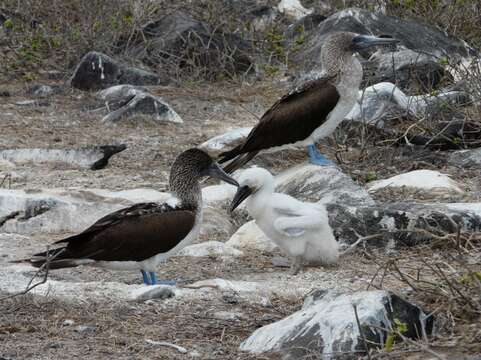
[148, 271, 176, 286]
[141, 270, 151, 285]
[307, 144, 335, 166]
[157, 279, 177, 286]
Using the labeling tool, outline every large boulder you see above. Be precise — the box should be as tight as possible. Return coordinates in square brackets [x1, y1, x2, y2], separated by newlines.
[367, 170, 464, 196]
[70, 51, 163, 91]
[97, 85, 182, 124]
[365, 49, 447, 91]
[275, 164, 375, 206]
[240, 289, 433, 358]
[292, 8, 474, 91]
[294, 8, 473, 71]
[132, 11, 253, 76]
[0, 187, 232, 235]
[328, 202, 481, 246]
[345, 82, 472, 128]
[448, 148, 481, 168]
[198, 127, 252, 157]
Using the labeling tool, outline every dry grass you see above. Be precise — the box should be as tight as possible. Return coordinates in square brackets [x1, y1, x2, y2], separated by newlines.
[0, 293, 285, 359]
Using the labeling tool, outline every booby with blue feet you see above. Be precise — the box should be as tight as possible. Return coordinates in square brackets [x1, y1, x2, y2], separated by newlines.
[27, 149, 239, 286]
[219, 32, 398, 171]
[230, 167, 338, 274]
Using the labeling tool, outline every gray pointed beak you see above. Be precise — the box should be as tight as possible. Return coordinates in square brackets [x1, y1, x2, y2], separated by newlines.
[207, 163, 239, 187]
[351, 35, 399, 51]
[230, 185, 253, 212]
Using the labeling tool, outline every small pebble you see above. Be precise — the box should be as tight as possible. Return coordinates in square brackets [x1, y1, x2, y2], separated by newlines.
[62, 319, 75, 326]
[74, 325, 96, 333]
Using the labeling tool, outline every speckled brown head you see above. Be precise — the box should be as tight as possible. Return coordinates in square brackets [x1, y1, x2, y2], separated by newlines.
[321, 32, 398, 77]
[169, 148, 238, 206]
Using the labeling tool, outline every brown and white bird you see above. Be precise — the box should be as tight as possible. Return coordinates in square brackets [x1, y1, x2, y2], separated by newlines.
[219, 32, 398, 171]
[26, 149, 238, 286]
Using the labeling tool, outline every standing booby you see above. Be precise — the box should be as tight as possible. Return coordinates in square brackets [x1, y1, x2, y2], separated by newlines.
[230, 167, 338, 274]
[219, 32, 398, 172]
[27, 149, 239, 285]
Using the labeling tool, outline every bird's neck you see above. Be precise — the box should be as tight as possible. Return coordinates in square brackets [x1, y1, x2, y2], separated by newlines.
[246, 184, 275, 218]
[170, 178, 201, 210]
[336, 55, 363, 97]
[322, 51, 363, 90]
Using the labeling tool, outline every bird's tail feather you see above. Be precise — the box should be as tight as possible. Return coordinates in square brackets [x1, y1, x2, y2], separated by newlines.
[218, 145, 243, 164]
[11, 247, 81, 269]
[30, 258, 82, 269]
[222, 151, 259, 174]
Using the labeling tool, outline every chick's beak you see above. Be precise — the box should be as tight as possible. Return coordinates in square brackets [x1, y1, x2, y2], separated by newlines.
[230, 185, 253, 212]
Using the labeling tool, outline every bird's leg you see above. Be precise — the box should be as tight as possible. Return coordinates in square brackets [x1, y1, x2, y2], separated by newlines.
[141, 270, 151, 285]
[289, 256, 303, 275]
[149, 271, 177, 286]
[307, 144, 334, 166]
[149, 271, 157, 285]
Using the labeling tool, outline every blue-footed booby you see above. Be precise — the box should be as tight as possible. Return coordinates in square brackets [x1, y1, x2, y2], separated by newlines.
[219, 32, 398, 171]
[27, 149, 239, 285]
[230, 167, 338, 274]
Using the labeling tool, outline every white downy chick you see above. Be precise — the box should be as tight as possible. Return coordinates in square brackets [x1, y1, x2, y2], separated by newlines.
[230, 167, 338, 274]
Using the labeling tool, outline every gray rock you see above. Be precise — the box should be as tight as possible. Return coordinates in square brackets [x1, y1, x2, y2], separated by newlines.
[285, 13, 327, 39]
[27, 84, 62, 97]
[15, 100, 49, 107]
[198, 127, 252, 157]
[363, 49, 447, 91]
[74, 325, 96, 333]
[70, 51, 163, 91]
[448, 148, 481, 168]
[240, 289, 433, 358]
[0, 188, 169, 234]
[294, 8, 473, 73]
[212, 311, 245, 321]
[328, 202, 481, 247]
[277, 0, 312, 20]
[133, 11, 253, 75]
[135, 286, 175, 301]
[177, 241, 243, 258]
[98, 85, 182, 124]
[275, 164, 375, 207]
[247, 5, 278, 32]
[0, 187, 232, 236]
[226, 220, 279, 252]
[346, 82, 472, 128]
[0, 145, 126, 170]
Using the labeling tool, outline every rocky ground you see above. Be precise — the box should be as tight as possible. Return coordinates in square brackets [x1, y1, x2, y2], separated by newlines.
[1, 77, 480, 359]
[1, 3, 481, 360]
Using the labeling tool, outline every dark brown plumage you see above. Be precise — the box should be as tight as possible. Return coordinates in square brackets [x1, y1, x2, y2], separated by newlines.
[219, 77, 340, 172]
[24, 148, 238, 285]
[218, 32, 399, 172]
[31, 203, 195, 268]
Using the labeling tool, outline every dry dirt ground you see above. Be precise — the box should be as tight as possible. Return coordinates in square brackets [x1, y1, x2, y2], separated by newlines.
[0, 80, 480, 359]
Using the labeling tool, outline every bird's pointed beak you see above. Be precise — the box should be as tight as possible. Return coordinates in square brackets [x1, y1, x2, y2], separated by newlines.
[351, 35, 399, 51]
[230, 185, 253, 212]
[207, 163, 239, 187]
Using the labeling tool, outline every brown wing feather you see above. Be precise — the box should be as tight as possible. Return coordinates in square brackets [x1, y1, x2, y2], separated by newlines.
[65, 210, 196, 261]
[33, 203, 196, 265]
[55, 202, 171, 243]
[219, 77, 340, 163]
